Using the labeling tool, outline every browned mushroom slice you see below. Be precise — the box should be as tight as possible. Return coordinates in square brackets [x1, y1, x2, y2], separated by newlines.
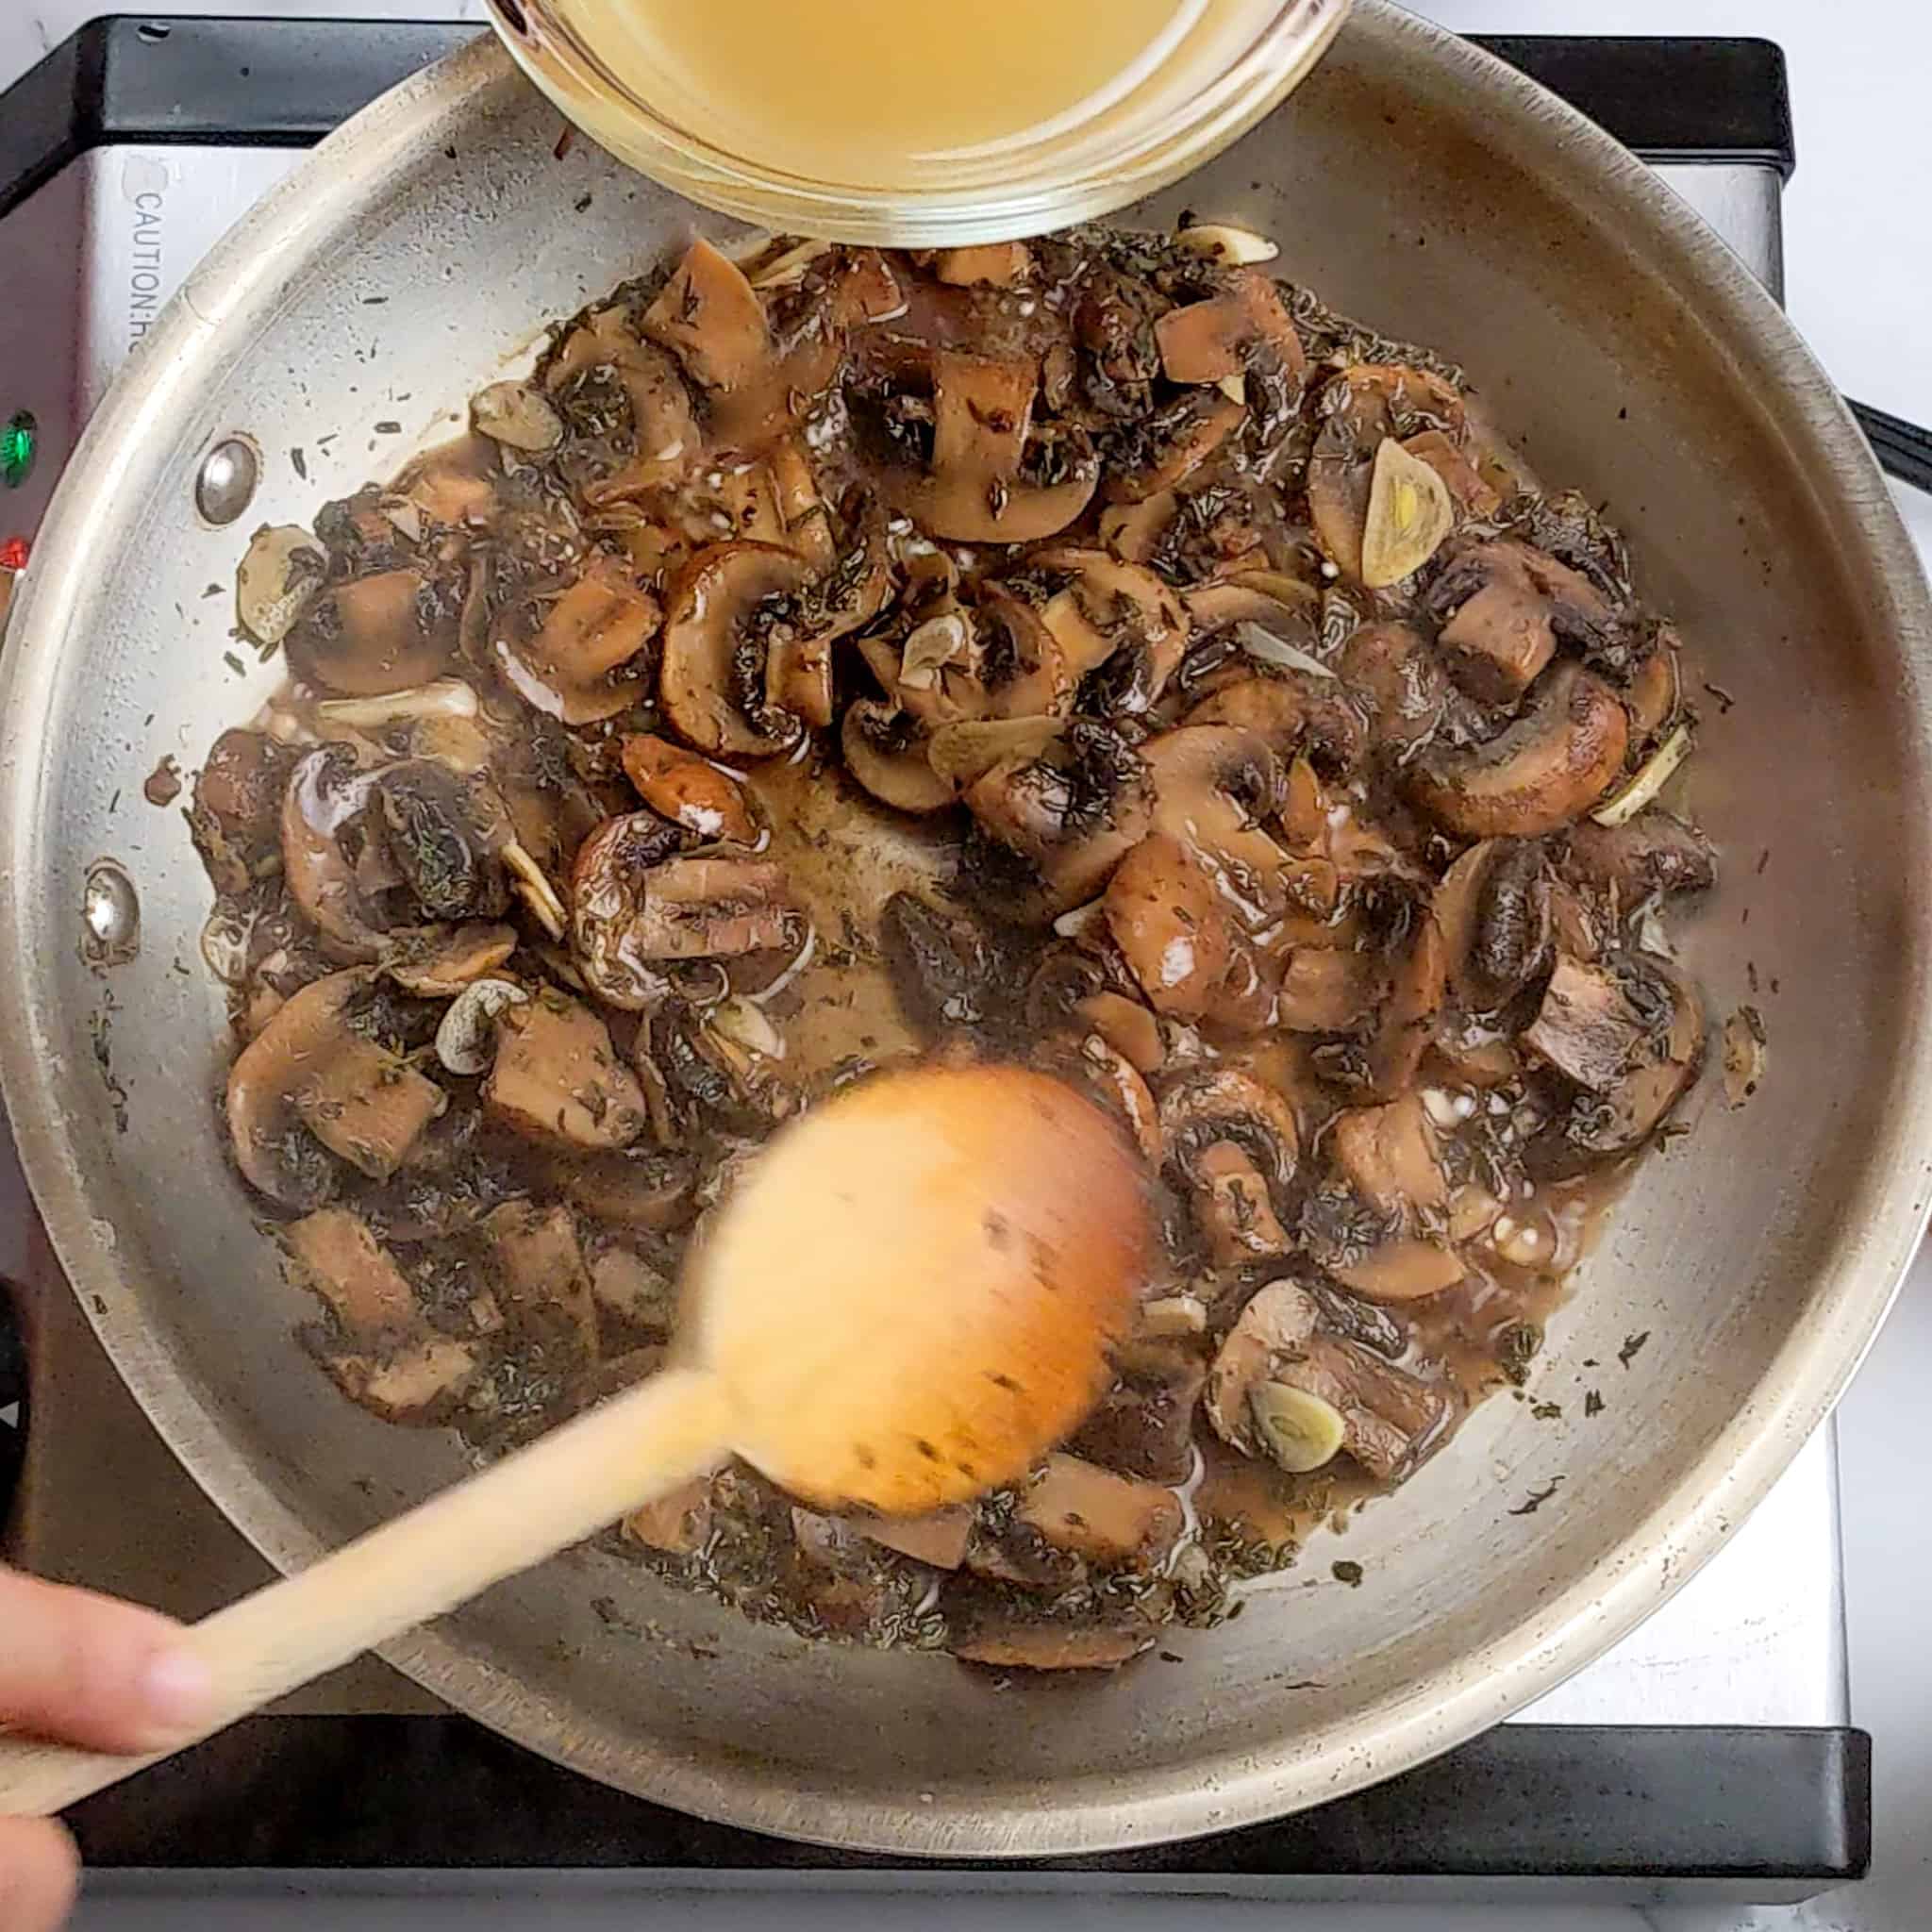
[587, 1239, 677, 1337]
[1563, 810, 1717, 903]
[283, 1208, 419, 1337]
[859, 1507, 974, 1570]
[1622, 641, 1681, 744]
[550, 1145, 698, 1229]
[319, 1335, 480, 1427]
[225, 968, 441, 1208]
[1434, 838, 1552, 1013]
[1406, 663, 1629, 838]
[1106, 391, 1246, 504]
[1526, 953, 1705, 1161]
[932, 242, 1033, 287]
[484, 988, 649, 1150]
[618, 733, 758, 845]
[1024, 550, 1190, 714]
[1074, 991, 1164, 1074]
[1328, 1093, 1450, 1221]
[966, 588, 1075, 720]
[1159, 1066, 1300, 1261]
[291, 569, 459, 697]
[574, 830, 791, 1006]
[841, 700, 953, 815]
[1208, 1278, 1454, 1480]
[1401, 428, 1500, 517]
[877, 349, 1098, 542]
[966, 721, 1155, 917]
[1069, 1345, 1207, 1484]
[384, 922, 519, 997]
[1012, 1454, 1184, 1573]
[481, 1200, 599, 1365]
[545, 306, 701, 501]
[495, 558, 658, 726]
[622, 1475, 716, 1556]
[1139, 724, 1288, 920]
[1427, 540, 1615, 705]
[1153, 272, 1307, 386]
[1307, 365, 1466, 582]
[190, 728, 293, 896]
[658, 541, 810, 758]
[879, 892, 1003, 1035]
[1362, 898, 1447, 1101]
[1336, 621, 1449, 753]
[1275, 947, 1379, 1032]
[1104, 832, 1233, 1022]
[945, 1586, 1157, 1671]
[641, 238, 773, 394]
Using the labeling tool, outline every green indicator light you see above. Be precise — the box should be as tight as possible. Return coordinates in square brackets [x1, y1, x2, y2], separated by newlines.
[0, 411, 37, 490]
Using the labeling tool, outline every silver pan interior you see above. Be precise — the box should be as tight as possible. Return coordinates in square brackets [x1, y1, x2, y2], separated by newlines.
[4, 3, 1931, 1857]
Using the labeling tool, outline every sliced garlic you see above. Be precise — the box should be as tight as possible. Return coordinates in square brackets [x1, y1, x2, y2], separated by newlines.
[1723, 1005, 1767, 1108]
[1360, 438, 1455, 589]
[708, 994, 786, 1062]
[1250, 1381, 1346, 1474]
[896, 610, 974, 691]
[503, 841, 568, 940]
[1590, 721, 1694, 826]
[1175, 223, 1281, 266]
[743, 238, 834, 291]
[435, 977, 528, 1076]
[315, 678, 480, 729]
[471, 381, 565, 454]
[1237, 620, 1336, 679]
[235, 524, 325, 647]
[1051, 896, 1108, 941]
[927, 714, 1065, 787]
[1216, 373, 1247, 406]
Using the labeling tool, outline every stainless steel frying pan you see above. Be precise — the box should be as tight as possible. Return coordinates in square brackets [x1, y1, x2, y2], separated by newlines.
[3, 2, 1930, 1857]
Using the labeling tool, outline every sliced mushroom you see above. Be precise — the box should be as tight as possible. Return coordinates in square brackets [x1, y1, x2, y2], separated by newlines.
[1328, 1093, 1450, 1221]
[1035, 1031, 1161, 1165]
[226, 968, 444, 1208]
[965, 720, 1155, 918]
[658, 541, 810, 758]
[1158, 1067, 1300, 1264]
[1426, 540, 1615, 705]
[1208, 1278, 1453, 1481]
[291, 569, 460, 698]
[620, 733, 759, 845]
[1335, 620, 1448, 754]
[481, 1200, 599, 1365]
[1104, 832, 1232, 1022]
[623, 1476, 716, 1555]
[190, 728, 293, 896]
[1068, 1345, 1207, 1484]
[471, 380, 565, 454]
[859, 1507, 974, 1571]
[495, 558, 658, 726]
[841, 700, 953, 815]
[384, 922, 518, 998]
[546, 306, 701, 501]
[283, 1208, 419, 1337]
[875, 349, 1098, 542]
[483, 987, 649, 1150]
[1106, 390, 1246, 504]
[374, 758, 517, 924]
[1153, 273, 1306, 387]
[574, 827, 791, 1008]
[1307, 365, 1465, 583]
[1023, 549, 1190, 716]
[1139, 724, 1289, 922]
[641, 237, 774, 395]
[1434, 838, 1552, 1013]
[945, 1586, 1156, 1671]
[932, 242, 1033, 287]
[1563, 809, 1717, 903]
[879, 892, 1002, 1035]
[1074, 990, 1164, 1074]
[588, 1240, 678, 1338]
[552, 1145, 699, 1230]
[1010, 1454, 1184, 1573]
[317, 1334, 479, 1427]
[1406, 663, 1629, 838]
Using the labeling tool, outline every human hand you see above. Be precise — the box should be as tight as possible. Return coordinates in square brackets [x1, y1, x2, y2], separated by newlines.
[0, 1567, 213, 1932]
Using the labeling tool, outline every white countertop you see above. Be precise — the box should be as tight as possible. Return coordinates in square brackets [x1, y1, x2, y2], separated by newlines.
[5, 4, 1930, 1930]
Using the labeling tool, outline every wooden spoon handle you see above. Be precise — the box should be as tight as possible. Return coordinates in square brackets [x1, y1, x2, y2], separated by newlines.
[0, 1365, 732, 1818]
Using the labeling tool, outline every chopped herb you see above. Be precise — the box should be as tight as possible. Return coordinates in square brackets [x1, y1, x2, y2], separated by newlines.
[1509, 1478, 1564, 1517]
[1618, 1330, 1651, 1369]
[1330, 1560, 1364, 1588]
[1584, 1390, 1605, 1417]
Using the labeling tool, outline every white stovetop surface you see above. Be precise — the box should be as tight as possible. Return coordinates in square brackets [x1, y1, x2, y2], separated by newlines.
[6, 3, 1931, 1930]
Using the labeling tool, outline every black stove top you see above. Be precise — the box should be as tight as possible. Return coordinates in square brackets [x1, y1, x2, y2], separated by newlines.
[0, 17, 1867, 1902]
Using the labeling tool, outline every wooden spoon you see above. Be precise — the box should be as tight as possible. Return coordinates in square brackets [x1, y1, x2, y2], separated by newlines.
[0, 1063, 1149, 1816]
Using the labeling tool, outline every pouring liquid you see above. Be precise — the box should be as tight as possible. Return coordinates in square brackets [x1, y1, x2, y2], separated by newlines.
[549, 0, 1279, 189]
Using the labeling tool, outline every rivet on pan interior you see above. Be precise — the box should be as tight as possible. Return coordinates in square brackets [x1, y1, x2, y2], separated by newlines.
[82, 858, 141, 967]
[195, 438, 259, 526]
